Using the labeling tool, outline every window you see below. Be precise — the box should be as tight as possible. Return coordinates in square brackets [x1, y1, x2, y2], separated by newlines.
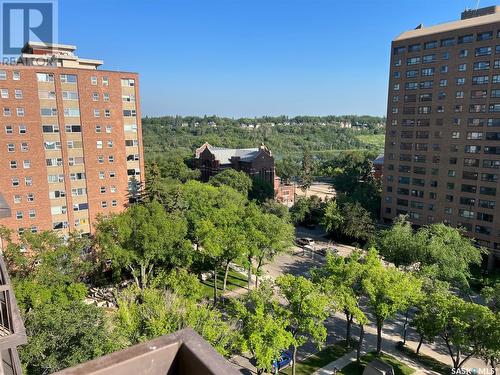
[124, 124, 138, 132]
[70, 172, 86, 181]
[53, 222, 69, 230]
[462, 184, 477, 193]
[407, 57, 420, 65]
[92, 92, 99, 101]
[420, 81, 433, 89]
[44, 141, 61, 150]
[394, 59, 402, 66]
[3, 107, 11, 116]
[104, 109, 111, 117]
[421, 67, 434, 76]
[96, 140, 103, 149]
[465, 145, 481, 153]
[98, 156, 104, 164]
[101, 201, 108, 208]
[459, 209, 475, 219]
[64, 108, 80, 117]
[460, 49, 469, 57]
[38, 90, 56, 99]
[71, 188, 86, 196]
[28, 209, 36, 219]
[14, 89, 22, 99]
[107, 140, 113, 148]
[476, 46, 492, 56]
[16, 212, 23, 220]
[7, 143, 15, 152]
[490, 104, 500, 112]
[41, 107, 57, 116]
[492, 89, 500, 98]
[480, 186, 497, 196]
[439, 79, 447, 87]
[471, 89, 487, 98]
[102, 77, 109, 85]
[0, 89, 8, 99]
[125, 139, 139, 147]
[65, 125, 81, 133]
[424, 41, 437, 49]
[456, 91, 464, 98]
[452, 131, 460, 139]
[20, 143, 28, 152]
[13, 195, 21, 204]
[91, 76, 97, 85]
[123, 109, 136, 117]
[9, 160, 17, 169]
[23, 160, 30, 169]
[472, 75, 489, 85]
[60, 74, 77, 83]
[108, 155, 114, 163]
[477, 31, 493, 41]
[46, 157, 63, 166]
[19, 125, 26, 134]
[62, 91, 78, 100]
[109, 171, 116, 178]
[103, 93, 110, 101]
[483, 159, 500, 169]
[100, 186, 106, 194]
[94, 109, 100, 117]
[458, 34, 474, 44]
[36, 73, 54, 82]
[95, 125, 101, 133]
[422, 54, 435, 63]
[442, 52, 450, 60]
[121, 78, 135, 87]
[42, 125, 59, 133]
[458, 63, 467, 71]
[440, 65, 448, 73]
[25, 177, 32, 186]
[457, 77, 466, 85]
[112, 200, 117, 207]
[16, 108, 24, 117]
[489, 118, 500, 127]
[441, 38, 455, 46]
[474, 61, 490, 70]
[13, 71, 20, 80]
[467, 132, 483, 140]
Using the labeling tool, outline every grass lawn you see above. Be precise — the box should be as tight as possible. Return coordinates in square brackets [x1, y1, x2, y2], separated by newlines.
[397, 345, 451, 374]
[339, 352, 415, 375]
[356, 134, 385, 150]
[200, 268, 248, 299]
[281, 341, 352, 375]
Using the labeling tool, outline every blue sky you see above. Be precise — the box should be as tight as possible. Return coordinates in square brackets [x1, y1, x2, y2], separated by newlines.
[58, 0, 499, 117]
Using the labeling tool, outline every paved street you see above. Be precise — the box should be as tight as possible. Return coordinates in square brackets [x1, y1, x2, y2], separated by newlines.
[228, 226, 489, 374]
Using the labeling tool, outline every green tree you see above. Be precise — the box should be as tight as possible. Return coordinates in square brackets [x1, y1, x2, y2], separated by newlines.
[249, 177, 275, 203]
[209, 169, 253, 197]
[412, 280, 452, 354]
[261, 199, 291, 222]
[231, 283, 294, 375]
[312, 251, 368, 352]
[377, 215, 420, 267]
[245, 205, 294, 288]
[20, 302, 116, 374]
[116, 286, 237, 356]
[482, 282, 500, 312]
[276, 275, 330, 375]
[299, 148, 314, 195]
[362, 249, 422, 354]
[94, 201, 192, 290]
[276, 157, 299, 184]
[339, 201, 374, 243]
[321, 199, 344, 236]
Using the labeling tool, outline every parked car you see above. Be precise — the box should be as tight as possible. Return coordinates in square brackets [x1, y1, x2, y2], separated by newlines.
[296, 237, 315, 247]
[272, 350, 293, 373]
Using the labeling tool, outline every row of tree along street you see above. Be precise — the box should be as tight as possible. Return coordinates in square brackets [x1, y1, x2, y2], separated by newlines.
[0, 152, 498, 375]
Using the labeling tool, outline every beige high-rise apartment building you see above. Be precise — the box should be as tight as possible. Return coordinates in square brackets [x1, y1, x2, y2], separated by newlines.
[0, 42, 144, 240]
[381, 6, 500, 269]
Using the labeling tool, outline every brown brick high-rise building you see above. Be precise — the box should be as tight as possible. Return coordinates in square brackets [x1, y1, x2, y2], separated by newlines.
[0, 42, 144, 239]
[381, 6, 500, 269]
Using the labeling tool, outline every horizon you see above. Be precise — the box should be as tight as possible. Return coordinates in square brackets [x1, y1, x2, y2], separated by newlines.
[58, 0, 500, 117]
